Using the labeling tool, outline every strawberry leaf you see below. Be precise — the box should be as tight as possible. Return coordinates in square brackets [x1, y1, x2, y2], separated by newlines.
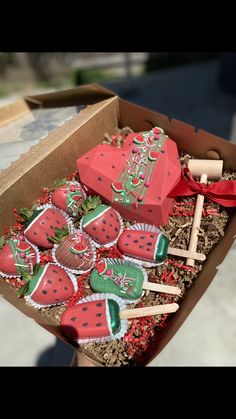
[81, 195, 101, 214]
[18, 268, 31, 282]
[0, 235, 5, 250]
[17, 207, 33, 221]
[17, 282, 30, 297]
[50, 178, 67, 191]
[33, 263, 41, 275]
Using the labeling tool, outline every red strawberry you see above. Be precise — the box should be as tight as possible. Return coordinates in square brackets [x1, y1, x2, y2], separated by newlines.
[53, 231, 95, 274]
[81, 196, 123, 246]
[18, 263, 77, 309]
[0, 234, 39, 277]
[22, 206, 72, 249]
[51, 181, 86, 217]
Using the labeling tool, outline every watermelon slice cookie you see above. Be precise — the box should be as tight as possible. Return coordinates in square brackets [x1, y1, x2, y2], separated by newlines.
[17, 262, 78, 309]
[0, 234, 40, 278]
[51, 181, 86, 217]
[52, 231, 96, 274]
[117, 223, 169, 267]
[20, 204, 74, 249]
[80, 196, 123, 247]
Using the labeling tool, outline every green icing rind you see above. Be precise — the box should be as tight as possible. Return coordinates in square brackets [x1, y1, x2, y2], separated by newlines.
[90, 264, 144, 300]
[27, 265, 45, 295]
[25, 209, 44, 229]
[155, 234, 169, 263]
[82, 205, 109, 227]
[107, 299, 121, 334]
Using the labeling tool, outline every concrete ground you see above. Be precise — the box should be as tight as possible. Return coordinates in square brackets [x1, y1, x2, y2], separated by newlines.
[0, 59, 236, 366]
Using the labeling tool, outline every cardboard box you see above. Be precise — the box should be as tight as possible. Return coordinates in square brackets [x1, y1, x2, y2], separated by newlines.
[0, 84, 236, 366]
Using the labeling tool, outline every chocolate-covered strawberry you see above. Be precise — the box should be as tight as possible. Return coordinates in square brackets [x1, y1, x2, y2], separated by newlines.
[117, 224, 169, 265]
[80, 196, 123, 247]
[51, 231, 96, 274]
[0, 234, 39, 277]
[17, 262, 77, 309]
[51, 181, 86, 217]
[19, 204, 73, 249]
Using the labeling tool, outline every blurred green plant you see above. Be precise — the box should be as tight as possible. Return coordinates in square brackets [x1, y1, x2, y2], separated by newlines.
[74, 68, 116, 85]
[0, 85, 6, 97]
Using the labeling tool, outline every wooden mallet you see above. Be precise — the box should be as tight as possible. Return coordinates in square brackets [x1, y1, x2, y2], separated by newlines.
[185, 159, 223, 266]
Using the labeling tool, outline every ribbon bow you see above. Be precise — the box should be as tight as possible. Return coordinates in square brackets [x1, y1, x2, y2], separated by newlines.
[168, 167, 236, 207]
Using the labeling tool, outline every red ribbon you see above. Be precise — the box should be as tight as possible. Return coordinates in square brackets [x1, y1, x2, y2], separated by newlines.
[168, 168, 236, 207]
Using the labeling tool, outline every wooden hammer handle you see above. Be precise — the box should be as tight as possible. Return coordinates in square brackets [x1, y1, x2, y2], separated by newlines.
[186, 173, 207, 266]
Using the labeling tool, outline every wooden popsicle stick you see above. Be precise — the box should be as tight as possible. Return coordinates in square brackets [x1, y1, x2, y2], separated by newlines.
[142, 281, 181, 296]
[168, 246, 206, 262]
[119, 302, 179, 320]
[186, 173, 207, 266]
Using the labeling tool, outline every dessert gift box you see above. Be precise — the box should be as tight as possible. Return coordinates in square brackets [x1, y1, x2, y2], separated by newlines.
[0, 84, 236, 366]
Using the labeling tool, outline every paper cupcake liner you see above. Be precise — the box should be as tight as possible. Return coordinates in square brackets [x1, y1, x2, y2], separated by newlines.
[52, 230, 96, 275]
[24, 267, 78, 310]
[97, 258, 146, 303]
[74, 292, 128, 344]
[0, 238, 41, 279]
[80, 208, 124, 248]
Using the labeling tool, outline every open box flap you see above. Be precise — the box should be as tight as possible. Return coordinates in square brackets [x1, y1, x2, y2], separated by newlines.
[24, 83, 117, 108]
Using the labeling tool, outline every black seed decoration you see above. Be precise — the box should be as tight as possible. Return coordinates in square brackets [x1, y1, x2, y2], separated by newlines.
[64, 287, 68, 290]
[133, 240, 138, 243]
[96, 303, 102, 307]
[58, 278, 62, 282]
[95, 237, 100, 241]
[109, 224, 112, 227]
[114, 227, 118, 232]
[42, 221, 45, 225]
[71, 317, 77, 321]
[122, 153, 126, 157]
[93, 227, 96, 231]
[146, 248, 151, 251]
[124, 243, 129, 246]
[102, 228, 105, 232]
[42, 290, 47, 294]
[161, 150, 165, 153]
[98, 177, 102, 181]
[96, 323, 102, 327]
[127, 234, 131, 238]
[46, 216, 49, 220]
[86, 157, 89, 160]
[157, 196, 161, 200]
[47, 280, 52, 284]
[112, 165, 116, 169]
[56, 220, 60, 224]
[52, 269, 58, 273]
[53, 289, 57, 293]
[148, 209, 153, 213]
[82, 307, 88, 311]
[140, 236, 145, 239]
[150, 234, 155, 238]
[33, 232, 37, 235]
[83, 323, 88, 327]
[55, 298, 60, 302]
[103, 220, 106, 224]
[50, 225, 54, 230]
[147, 242, 152, 246]
[106, 235, 110, 239]
[96, 313, 102, 317]
[116, 218, 119, 222]
[110, 213, 114, 217]
[139, 245, 145, 249]
[100, 153, 104, 156]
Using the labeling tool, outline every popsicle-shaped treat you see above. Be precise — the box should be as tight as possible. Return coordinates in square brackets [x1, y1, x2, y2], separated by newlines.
[117, 223, 206, 267]
[90, 259, 181, 303]
[60, 293, 179, 344]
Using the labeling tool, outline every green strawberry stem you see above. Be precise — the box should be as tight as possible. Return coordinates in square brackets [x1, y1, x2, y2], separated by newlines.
[48, 226, 69, 244]
[17, 282, 30, 297]
[81, 195, 102, 215]
[49, 177, 67, 192]
[0, 235, 5, 250]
